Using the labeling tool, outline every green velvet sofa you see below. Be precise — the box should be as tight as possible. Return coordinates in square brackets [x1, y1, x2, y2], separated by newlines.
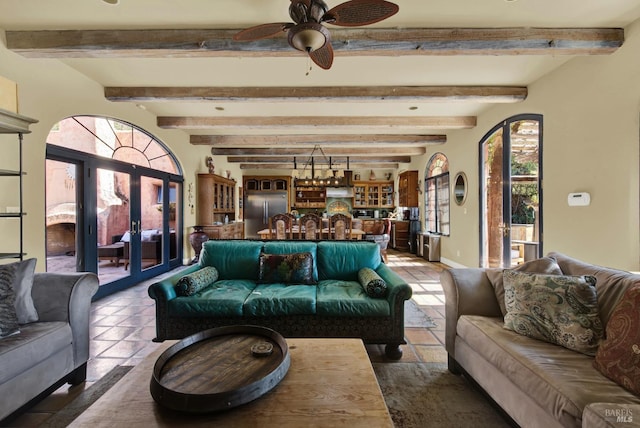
[148, 240, 412, 359]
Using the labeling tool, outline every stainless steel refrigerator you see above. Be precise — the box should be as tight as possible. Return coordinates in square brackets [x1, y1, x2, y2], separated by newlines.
[244, 190, 289, 239]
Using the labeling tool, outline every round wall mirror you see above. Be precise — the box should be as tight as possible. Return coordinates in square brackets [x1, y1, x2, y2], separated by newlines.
[453, 172, 467, 205]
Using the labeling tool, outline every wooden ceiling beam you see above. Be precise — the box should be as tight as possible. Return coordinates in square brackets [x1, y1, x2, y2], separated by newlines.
[227, 156, 412, 164]
[105, 86, 527, 103]
[240, 163, 400, 170]
[191, 134, 446, 146]
[211, 147, 425, 156]
[6, 28, 623, 58]
[159, 116, 476, 130]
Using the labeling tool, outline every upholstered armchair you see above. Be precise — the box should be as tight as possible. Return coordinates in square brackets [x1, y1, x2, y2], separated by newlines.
[364, 218, 391, 262]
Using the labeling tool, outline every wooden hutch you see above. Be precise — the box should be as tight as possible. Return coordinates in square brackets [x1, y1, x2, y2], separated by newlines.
[196, 173, 243, 239]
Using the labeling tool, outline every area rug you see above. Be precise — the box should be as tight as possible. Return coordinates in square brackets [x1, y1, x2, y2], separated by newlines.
[405, 299, 437, 328]
[40, 365, 133, 428]
[373, 362, 512, 428]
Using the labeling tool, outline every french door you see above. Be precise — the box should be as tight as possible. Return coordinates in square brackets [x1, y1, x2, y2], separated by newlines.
[480, 114, 543, 268]
[46, 147, 182, 298]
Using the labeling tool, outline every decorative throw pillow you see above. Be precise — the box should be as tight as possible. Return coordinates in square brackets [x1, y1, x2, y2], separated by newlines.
[0, 264, 20, 338]
[503, 270, 603, 356]
[7, 258, 38, 324]
[258, 252, 316, 285]
[176, 266, 219, 296]
[358, 267, 388, 298]
[593, 285, 640, 395]
[486, 256, 563, 316]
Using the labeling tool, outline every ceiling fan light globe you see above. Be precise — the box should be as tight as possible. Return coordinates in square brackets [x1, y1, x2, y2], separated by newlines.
[292, 29, 326, 52]
[288, 22, 331, 53]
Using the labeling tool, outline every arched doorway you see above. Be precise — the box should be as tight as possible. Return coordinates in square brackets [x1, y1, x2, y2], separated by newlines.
[479, 114, 543, 268]
[45, 116, 183, 298]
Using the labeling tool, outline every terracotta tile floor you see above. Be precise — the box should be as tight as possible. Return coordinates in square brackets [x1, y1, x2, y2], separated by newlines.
[4, 249, 448, 427]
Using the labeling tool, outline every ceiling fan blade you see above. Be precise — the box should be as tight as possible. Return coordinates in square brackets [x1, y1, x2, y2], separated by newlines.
[233, 23, 292, 41]
[324, 0, 399, 27]
[309, 41, 334, 70]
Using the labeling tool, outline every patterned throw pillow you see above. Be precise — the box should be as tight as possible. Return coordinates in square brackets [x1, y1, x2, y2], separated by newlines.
[503, 270, 603, 356]
[258, 252, 316, 285]
[0, 264, 20, 338]
[176, 266, 219, 296]
[8, 258, 38, 324]
[593, 285, 640, 395]
[358, 267, 388, 298]
[486, 256, 563, 316]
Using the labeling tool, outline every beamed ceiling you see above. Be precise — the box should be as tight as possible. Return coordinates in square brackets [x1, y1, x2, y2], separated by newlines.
[1, 0, 639, 169]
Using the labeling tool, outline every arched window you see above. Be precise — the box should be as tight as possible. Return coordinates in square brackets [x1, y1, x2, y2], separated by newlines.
[424, 153, 450, 235]
[47, 116, 179, 173]
[46, 116, 183, 296]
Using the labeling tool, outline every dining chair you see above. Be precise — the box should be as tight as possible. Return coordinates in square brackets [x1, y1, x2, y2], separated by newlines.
[329, 213, 353, 240]
[269, 213, 293, 240]
[299, 213, 322, 240]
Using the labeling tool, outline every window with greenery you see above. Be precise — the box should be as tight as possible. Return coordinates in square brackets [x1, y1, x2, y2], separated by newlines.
[424, 153, 450, 235]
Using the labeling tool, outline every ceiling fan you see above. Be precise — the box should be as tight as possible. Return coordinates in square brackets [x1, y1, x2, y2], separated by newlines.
[233, 0, 399, 70]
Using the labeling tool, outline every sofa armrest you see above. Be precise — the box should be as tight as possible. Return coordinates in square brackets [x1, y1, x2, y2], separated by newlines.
[148, 264, 201, 302]
[31, 272, 99, 367]
[440, 268, 502, 356]
[375, 263, 413, 305]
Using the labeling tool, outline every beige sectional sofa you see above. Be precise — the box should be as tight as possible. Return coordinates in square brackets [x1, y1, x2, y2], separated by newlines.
[441, 252, 640, 428]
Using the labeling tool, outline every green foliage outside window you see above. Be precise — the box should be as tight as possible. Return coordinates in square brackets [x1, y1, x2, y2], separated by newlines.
[511, 158, 538, 225]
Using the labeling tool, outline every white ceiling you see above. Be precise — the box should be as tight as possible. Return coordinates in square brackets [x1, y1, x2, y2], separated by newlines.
[2, 0, 640, 158]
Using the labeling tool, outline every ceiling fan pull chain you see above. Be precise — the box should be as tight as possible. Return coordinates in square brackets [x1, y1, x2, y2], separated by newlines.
[306, 55, 313, 76]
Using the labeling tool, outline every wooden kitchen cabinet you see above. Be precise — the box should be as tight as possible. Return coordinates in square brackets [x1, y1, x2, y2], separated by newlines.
[398, 170, 419, 207]
[197, 173, 236, 225]
[353, 181, 394, 208]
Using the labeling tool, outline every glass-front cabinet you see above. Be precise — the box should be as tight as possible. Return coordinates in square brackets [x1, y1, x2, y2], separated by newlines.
[353, 181, 394, 209]
[197, 173, 236, 224]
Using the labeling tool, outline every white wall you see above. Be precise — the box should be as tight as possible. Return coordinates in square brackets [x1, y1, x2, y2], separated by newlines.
[0, 39, 217, 266]
[439, 19, 640, 270]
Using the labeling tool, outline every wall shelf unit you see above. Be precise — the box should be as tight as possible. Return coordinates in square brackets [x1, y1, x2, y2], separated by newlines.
[0, 108, 38, 260]
[294, 185, 326, 209]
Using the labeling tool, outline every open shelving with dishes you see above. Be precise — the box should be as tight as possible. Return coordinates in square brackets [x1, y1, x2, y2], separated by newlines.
[0, 108, 38, 260]
[293, 185, 327, 209]
[353, 181, 394, 209]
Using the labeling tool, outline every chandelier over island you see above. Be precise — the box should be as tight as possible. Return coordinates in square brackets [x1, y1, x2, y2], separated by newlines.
[293, 145, 352, 187]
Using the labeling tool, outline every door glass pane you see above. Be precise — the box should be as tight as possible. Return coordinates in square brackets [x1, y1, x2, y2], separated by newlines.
[169, 182, 180, 263]
[140, 176, 164, 270]
[97, 168, 131, 282]
[510, 119, 540, 267]
[46, 159, 78, 273]
[483, 128, 505, 268]
[437, 174, 450, 236]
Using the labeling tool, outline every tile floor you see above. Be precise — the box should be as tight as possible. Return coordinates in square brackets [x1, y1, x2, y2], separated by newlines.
[4, 249, 448, 427]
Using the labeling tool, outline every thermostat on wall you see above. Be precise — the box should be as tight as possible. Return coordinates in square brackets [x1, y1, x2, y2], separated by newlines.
[567, 192, 591, 206]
